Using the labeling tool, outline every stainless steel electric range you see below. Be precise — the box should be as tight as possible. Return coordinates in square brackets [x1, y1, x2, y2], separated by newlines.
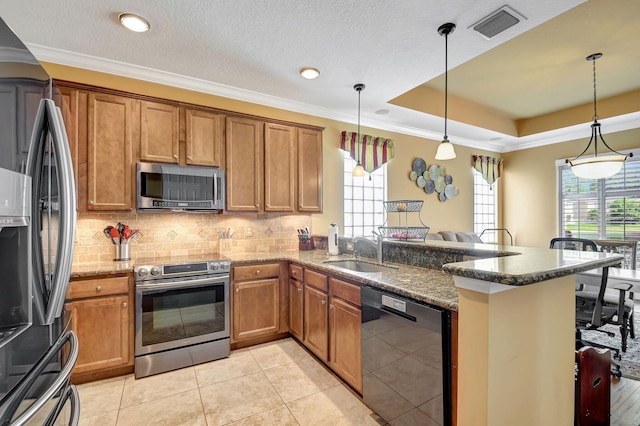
[133, 258, 231, 378]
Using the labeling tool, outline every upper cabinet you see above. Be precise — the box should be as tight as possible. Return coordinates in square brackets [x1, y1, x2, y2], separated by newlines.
[139, 100, 179, 164]
[184, 108, 223, 167]
[139, 102, 223, 167]
[54, 80, 322, 213]
[226, 119, 323, 213]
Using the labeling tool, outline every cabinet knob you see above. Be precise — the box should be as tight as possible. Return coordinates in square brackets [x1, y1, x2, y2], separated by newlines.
[235, 288, 239, 293]
[297, 287, 302, 292]
[255, 203, 260, 208]
[187, 155, 193, 160]
[95, 286, 102, 292]
[173, 154, 178, 159]
[122, 302, 128, 308]
[292, 270, 297, 275]
[256, 270, 260, 275]
[89, 200, 94, 205]
[321, 299, 326, 305]
[329, 304, 334, 309]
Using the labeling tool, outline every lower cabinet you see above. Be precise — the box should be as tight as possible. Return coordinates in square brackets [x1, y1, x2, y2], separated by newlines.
[289, 264, 363, 393]
[65, 274, 133, 382]
[231, 262, 286, 343]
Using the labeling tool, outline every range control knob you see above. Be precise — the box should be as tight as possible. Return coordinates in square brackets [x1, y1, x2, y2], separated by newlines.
[210, 263, 220, 270]
[221, 262, 229, 270]
[137, 268, 149, 279]
[150, 266, 161, 277]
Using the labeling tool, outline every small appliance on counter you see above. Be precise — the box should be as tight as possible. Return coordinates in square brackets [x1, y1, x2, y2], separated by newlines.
[328, 223, 339, 255]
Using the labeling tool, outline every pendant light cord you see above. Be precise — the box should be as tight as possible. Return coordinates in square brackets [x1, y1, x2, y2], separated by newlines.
[444, 31, 448, 140]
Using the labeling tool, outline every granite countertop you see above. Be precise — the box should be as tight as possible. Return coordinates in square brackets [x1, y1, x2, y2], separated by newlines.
[70, 240, 625, 312]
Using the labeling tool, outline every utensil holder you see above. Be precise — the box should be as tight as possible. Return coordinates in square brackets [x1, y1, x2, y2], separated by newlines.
[218, 239, 233, 256]
[298, 235, 314, 251]
[115, 242, 130, 261]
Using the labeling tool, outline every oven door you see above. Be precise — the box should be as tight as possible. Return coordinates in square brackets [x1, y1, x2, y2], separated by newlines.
[135, 274, 229, 356]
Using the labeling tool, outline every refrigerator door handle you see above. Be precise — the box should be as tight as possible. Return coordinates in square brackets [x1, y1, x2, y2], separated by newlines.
[43, 100, 76, 324]
[43, 384, 80, 426]
[0, 330, 79, 426]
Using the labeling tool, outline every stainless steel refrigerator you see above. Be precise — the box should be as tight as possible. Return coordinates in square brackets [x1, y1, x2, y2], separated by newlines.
[0, 17, 79, 425]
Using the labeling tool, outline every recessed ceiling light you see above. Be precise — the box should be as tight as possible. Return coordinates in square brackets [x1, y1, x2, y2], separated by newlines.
[375, 109, 390, 115]
[300, 67, 320, 80]
[118, 13, 151, 33]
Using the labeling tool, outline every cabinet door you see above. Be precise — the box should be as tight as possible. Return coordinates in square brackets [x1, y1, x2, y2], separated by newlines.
[87, 92, 134, 210]
[66, 294, 131, 374]
[289, 278, 304, 340]
[233, 278, 280, 341]
[185, 108, 223, 167]
[297, 127, 323, 212]
[225, 116, 263, 211]
[140, 100, 179, 164]
[329, 296, 362, 393]
[303, 285, 329, 362]
[264, 123, 295, 212]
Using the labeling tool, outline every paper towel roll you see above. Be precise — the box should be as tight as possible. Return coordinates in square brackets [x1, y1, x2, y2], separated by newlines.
[328, 223, 339, 255]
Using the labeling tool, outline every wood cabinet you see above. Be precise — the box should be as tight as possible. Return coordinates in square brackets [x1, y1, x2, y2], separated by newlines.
[451, 310, 458, 426]
[139, 102, 223, 167]
[288, 264, 304, 340]
[87, 92, 135, 210]
[232, 263, 281, 341]
[304, 283, 329, 362]
[139, 100, 179, 164]
[264, 123, 296, 212]
[65, 275, 133, 382]
[225, 116, 263, 212]
[329, 277, 362, 393]
[184, 107, 223, 167]
[297, 127, 323, 212]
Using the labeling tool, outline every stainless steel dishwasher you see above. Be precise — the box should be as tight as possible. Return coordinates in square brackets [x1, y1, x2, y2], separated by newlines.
[361, 286, 451, 426]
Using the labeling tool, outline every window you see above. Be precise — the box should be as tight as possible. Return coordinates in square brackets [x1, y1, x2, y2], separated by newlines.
[473, 168, 498, 243]
[343, 151, 386, 237]
[557, 151, 640, 240]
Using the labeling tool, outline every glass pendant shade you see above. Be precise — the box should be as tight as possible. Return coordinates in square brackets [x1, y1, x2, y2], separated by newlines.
[352, 163, 366, 177]
[568, 155, 626, 179]
[435, 139, 456, 160]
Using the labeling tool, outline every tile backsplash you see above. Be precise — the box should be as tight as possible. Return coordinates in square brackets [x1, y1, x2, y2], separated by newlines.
[73, 212, 312, 264]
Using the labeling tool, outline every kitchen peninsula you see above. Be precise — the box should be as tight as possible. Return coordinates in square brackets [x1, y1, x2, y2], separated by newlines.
[70, 240, 622, 426]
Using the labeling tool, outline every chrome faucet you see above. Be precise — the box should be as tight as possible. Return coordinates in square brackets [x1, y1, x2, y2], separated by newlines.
[352, 232, 383, 263]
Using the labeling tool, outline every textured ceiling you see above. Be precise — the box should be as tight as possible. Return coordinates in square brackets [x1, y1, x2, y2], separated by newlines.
[1, 0, 638, 152]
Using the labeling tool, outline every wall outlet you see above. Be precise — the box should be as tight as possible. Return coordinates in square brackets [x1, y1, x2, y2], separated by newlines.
[346, 242, 354, 251]
[246, 227, 254, 238]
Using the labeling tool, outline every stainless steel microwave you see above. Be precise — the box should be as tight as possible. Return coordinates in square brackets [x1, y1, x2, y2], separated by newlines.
[136, 163, 225, 212]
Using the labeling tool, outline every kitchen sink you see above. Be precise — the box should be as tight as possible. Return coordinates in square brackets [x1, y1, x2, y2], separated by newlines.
[322, 259, 396, 273]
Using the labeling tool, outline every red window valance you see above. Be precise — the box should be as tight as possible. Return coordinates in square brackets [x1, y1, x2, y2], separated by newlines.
[340, 131, 394, 173]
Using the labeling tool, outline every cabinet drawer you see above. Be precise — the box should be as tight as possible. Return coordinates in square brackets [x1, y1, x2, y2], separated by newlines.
[289, 264, 303, 281]
[233, 263, 280, 281]
[304, 268, 328, 292]
[329, 278, 361, 307]
[67, 276, 129, 300]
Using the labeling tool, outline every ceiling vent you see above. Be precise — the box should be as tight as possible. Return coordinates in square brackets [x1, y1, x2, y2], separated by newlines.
[470, 5, 526, 40]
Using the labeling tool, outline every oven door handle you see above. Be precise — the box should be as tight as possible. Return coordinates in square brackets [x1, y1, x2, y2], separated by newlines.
[136, 275, 229, 290]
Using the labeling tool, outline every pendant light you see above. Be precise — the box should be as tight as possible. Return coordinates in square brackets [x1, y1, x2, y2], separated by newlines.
[435, 23, 457, 161]
[352, 83, 366, 177]
[566, 53, 632, 179]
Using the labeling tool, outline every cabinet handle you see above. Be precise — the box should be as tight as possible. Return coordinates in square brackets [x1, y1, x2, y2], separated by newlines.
[122, 302, 128, 308]
[321, 299, 326, 305]
[187, 156, 193, 160]
[95, 286, 102, 293]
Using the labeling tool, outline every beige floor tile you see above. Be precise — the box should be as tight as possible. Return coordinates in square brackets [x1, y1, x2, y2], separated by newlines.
[200, 371, 284, 426]
[614, 388, 640, 426]
[611, 377, 640, 410]
[287, 384, 380, 426]
[194, 349, 261, 387]
[388, 407, 440, 426]
[76, 376, 125, 419]
[228, 405, 299, 426]
[116, 389, 206, 426]
[263, 355, 340, 403]
[120, 367, 198, 408]
[249, 338, 311, 370]
[77, 410, 118, 426]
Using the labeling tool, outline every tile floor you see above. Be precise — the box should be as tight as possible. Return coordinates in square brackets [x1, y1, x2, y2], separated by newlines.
[75, 338, 640, 426]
